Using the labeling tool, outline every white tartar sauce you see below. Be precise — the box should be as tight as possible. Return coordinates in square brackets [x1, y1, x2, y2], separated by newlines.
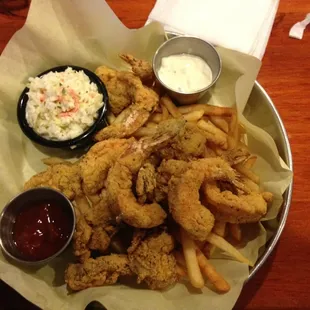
[158, 54, 213, 93]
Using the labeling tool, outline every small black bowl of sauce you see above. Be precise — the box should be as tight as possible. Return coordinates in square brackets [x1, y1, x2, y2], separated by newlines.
[0, 188, 75, 265]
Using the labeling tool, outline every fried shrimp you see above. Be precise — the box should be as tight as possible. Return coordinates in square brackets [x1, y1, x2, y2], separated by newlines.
[94, 76, 159, 141]
[106, 119, 185, 228]
[169, 170, 215, 241]
[79, 138, 132, 195]
[120, 53, 154, 83]
[168, 158, 240, 241]
[95, 66, 136, 115]
[203, 181, 271, 223]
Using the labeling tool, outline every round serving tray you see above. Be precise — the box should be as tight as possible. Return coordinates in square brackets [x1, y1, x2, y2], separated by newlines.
[165, 31, 293, 280]
[245, 82, 293, 280]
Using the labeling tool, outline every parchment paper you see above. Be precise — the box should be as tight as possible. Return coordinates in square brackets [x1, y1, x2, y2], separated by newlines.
[0, 0, 292, 309]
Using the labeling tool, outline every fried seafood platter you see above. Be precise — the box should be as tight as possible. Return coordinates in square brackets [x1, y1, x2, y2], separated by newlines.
[23, 54, 273, 294]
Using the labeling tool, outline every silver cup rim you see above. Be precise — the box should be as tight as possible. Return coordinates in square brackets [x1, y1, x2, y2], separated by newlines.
[0, 187, 76, 266]
[153, 35, 222, 95]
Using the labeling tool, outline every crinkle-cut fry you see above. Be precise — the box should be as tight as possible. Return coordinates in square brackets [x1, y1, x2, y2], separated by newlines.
[183, 110, 204, 122]
[206, 232, 253, 266]
[213, 221, 226, 238]
[107, 111, 116, 124]
[234, 162, 260, 184]
[229, 223, 242, 242]
[145, 121, 158, 128]
[196, 248, 231, 293]
[243, 156, 257, 169]
[209, 116, 229, 133]
[197, 119, 228, 149]
[133, 127, 157, 138]
[149, 112, 162, 124]
[160, 95, 183, 118]
[181, 229, 205, 289]
[178, 104, 233, 116]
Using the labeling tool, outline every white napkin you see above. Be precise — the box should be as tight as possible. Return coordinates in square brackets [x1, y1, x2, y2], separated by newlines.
[147, 0, 279, 60]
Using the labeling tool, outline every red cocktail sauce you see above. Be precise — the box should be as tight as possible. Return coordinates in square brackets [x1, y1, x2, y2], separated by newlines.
[12, 201, 72, 261]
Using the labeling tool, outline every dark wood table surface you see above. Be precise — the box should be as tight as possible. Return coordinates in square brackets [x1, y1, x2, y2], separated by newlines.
[1, 0, 310, 309]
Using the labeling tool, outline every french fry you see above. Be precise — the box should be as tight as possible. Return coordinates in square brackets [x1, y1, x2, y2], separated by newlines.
[174, 251, 187, 267]
[110, 236, 126, 254]
[160, 95, 183, 118]
[209, 116, 229, 133]
[42, 157, 67, 166]
[227, 112, 239, 150]
[145, 121, 158, 128]
[177, 104, 208, 114]
[149, 112, 162, 124]
[234, 162, 260, 184]
[243, 156, 257, 169]
[238, 123, 246, 135]
[181, 229, 205, 288]
[197, 119, 228, 149]
[204, 221, 226, 258]
[87, 194, 101, 205]
[213, 221, 226, 237]
[203, 146, 217, 158]
[196, 248, 231, 293]
[202, 242, 215, 258]
[183, 110, 204, 122]
[75, 195, 93, 223]
[106, 111, 116, 124]
[206, 232, 253, 266]
[133, 127, 157, 138]
[178, 104, 233, 116]
[176, 264, 187, 278]
[228, 224, 242, 242]
[161, 104, 169, 120]
[204, 105, 234, 116]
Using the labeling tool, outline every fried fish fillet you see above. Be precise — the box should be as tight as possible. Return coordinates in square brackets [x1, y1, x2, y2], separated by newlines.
[65, 254, 132, 291]
[24, 162, 82, 200]
[128, 230, 177, 290]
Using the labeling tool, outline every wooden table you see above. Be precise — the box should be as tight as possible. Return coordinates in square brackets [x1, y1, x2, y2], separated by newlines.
[1, 1, 309, 309]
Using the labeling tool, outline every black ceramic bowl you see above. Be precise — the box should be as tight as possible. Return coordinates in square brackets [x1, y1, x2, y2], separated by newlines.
[17, 65, 109, 149]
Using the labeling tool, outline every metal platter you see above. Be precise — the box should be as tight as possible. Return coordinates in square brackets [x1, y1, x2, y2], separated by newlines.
[166, 31, 293, 280]
[244, 83, 293, 280]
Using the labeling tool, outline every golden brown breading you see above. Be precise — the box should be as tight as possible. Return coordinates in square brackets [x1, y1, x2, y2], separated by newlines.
[120, 53, 154, 83]
[136, 162, 156, 203]
[95, 66, 136, 115]
[94, 76, 159, 141]
[73, 208, 92, 262]
[65, 254, 132, 291]
[159, 123, 206, 161]
[128, 231, 177, 290]
[203, 181, 270, 223]
[24, 162, 82, 200]
[79, 139, 132, 195]
[89, 226, 111, 253]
